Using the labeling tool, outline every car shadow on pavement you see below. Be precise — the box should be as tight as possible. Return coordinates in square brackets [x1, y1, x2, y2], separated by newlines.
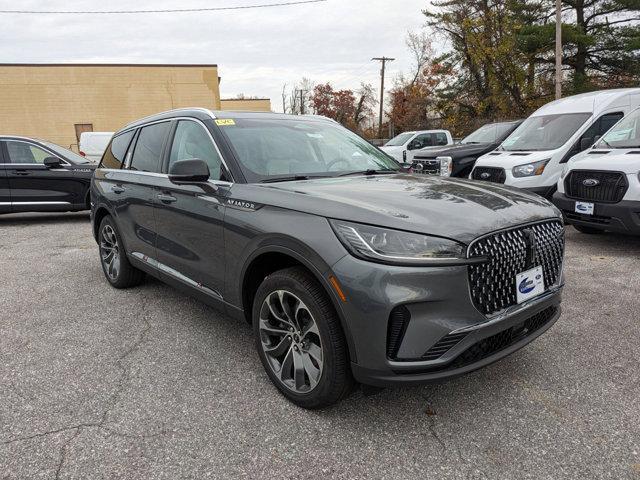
[0, 211, 90, 226]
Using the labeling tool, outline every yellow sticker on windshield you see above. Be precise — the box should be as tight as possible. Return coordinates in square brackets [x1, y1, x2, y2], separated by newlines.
[215, 119, 236, 126]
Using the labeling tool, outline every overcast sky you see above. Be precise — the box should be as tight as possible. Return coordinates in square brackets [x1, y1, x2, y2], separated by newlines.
[0, 0, 433, 111]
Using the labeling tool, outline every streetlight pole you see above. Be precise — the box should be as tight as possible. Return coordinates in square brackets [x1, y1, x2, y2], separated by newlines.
[555, 0, 562, 100]
[372, 56, 395, 139]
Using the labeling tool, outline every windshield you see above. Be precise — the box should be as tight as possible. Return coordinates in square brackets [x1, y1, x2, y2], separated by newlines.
[597, 108, 640, 149]
[217, 117, 400, 183]
[500, 113, 591, 151]
[384, 132, 413, 146]
[462, 124, 496, 144]
[41, 141, 91, 164]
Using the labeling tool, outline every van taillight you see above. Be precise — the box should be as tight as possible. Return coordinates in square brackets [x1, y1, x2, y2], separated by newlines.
[79, 151, 86, 157]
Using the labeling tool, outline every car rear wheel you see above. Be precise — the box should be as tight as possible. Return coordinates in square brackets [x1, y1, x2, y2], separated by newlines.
[573, 224, 604, 234]
[98, 215, 144, 288]
[253, 267, 353, 409]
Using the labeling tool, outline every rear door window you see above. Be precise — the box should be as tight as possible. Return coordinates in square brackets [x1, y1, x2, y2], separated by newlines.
[129, 122, 170, 173]
[100, 130, 135, 169]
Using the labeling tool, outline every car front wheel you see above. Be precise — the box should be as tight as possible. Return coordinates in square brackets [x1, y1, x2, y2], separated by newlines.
[253, 267, 353, 409]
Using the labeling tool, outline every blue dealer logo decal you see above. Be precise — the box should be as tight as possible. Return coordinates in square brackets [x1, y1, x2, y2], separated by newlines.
[518, 277, 535, 294]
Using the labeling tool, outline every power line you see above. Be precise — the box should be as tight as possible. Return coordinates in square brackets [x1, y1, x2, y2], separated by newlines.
[0, 0, 327, 15]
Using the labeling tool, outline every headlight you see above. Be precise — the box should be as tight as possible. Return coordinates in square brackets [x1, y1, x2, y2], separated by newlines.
[436, 156, 452, 177]
[512, 159, 550, 177]
[329, 219, 465, 264]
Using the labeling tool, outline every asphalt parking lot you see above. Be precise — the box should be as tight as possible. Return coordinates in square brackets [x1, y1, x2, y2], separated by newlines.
[1, 212, 639, 479]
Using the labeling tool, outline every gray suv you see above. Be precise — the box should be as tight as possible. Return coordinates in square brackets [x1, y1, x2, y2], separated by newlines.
[90, 109, 565, 408]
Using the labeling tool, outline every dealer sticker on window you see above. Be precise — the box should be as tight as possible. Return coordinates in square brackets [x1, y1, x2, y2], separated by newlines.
[215, 119, 236, 126]
[575, 201, 594, 215]
[515, 266, 545, 304]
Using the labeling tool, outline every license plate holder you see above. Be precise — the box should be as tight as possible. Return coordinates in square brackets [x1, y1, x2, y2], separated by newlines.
[575, 201, 594, 215]
[516, 266, 545, 304]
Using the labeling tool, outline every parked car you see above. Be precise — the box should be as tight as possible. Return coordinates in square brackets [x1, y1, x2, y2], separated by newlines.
[91, 109, 564, 408]
[380, 129, 453, 162]
[411, 120, 523, 177]
[79, 131, 113, 163]
[0, 135, 96, 215]
[553, 106, 640, 235]
[471, 88, 640, 199]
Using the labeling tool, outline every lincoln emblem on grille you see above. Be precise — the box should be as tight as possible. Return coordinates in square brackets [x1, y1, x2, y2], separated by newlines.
[582, 178, 600, 187]
[522, 228, 537, 268]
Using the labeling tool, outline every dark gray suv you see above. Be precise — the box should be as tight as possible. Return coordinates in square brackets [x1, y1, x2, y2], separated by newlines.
[91, 109, 565, 408]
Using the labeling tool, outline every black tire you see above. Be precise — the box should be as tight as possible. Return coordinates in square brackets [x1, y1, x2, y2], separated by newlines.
[573, 224, 604, 234]
[252, 267, 354, 409]
[98, 215, 145, 288]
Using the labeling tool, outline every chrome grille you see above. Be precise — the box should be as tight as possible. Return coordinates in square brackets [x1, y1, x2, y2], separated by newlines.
[412, 159, 440, 175]
[468, 220, 564, 315]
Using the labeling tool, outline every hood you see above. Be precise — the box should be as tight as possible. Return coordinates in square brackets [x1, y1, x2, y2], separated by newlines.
[414, 143, 493, 160]
[233, 174, 558, 245]
[379, 145, 403, 153]
[474, 149, 560, 169]
[567, 149, 640, 174]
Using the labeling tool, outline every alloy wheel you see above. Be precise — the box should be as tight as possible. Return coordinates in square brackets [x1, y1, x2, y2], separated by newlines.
[100, 224, 121, 281]
[258, 290, 323, 393]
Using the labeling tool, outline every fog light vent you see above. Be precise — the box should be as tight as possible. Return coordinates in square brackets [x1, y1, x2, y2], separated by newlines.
[421, 332, 468, 361]
[387, 306, 411, 359]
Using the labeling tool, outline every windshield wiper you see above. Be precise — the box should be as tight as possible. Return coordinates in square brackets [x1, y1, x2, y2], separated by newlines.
[260, 174, 336, 183]
[338, 169, 398, 177]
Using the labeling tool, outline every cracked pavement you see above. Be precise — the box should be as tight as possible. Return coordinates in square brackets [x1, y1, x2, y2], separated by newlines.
[1, 211, 639, 479]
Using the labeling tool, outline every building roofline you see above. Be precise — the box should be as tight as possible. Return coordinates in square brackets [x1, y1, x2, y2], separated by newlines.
[0, 63, 218, 67]
[220, 98, 271, 101]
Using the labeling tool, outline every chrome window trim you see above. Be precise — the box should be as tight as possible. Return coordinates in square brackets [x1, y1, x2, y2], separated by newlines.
[0, 139, 71, 166]
[100, 168, 232, 188]
[121, 115, 234, 182]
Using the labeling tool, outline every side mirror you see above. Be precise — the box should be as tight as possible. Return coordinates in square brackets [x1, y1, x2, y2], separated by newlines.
[43, 157, 62, 168]
[580, 137, 593, 151]
[169, 158, 210, 184]
[407, 140, 419, 150]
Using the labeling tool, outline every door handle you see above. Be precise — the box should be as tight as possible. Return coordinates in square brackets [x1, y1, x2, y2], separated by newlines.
[111, 185, 125, 194]
[13, 170, 30, 176]
[157, 193, 177, 204]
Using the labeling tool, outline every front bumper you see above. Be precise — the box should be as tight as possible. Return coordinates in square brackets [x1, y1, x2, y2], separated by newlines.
[330, 254, 563, 387]
[553, 192, 640, 234]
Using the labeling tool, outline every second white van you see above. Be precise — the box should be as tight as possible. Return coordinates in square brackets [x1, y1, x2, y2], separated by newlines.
[470, 88, 640, 198]
[79, 132, 113, 163]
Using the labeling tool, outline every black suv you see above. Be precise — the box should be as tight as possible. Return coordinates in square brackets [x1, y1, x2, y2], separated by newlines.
[0, 136, 97, 215]
[412, 120, 522, 177]
[91, 109, 564, 408]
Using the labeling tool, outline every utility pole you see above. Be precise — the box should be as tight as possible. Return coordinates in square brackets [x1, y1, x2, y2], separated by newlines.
[555, 0, 562, 100]
[372, 56, 395, 139]
[295, 89, 308, 115]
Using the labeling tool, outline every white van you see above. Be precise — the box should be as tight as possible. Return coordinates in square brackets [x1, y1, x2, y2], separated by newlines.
[380, 129, 453, 162]
[552, 106, 640, 235]
[470, 88, 640, 198]
[79, 132, 113, 163]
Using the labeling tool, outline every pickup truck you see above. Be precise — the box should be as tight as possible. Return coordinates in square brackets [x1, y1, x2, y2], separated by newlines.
[380, 129, 453, 162]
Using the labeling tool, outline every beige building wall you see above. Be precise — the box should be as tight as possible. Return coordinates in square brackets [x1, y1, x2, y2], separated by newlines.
[0, 64, 221, 149]
[220, 98, 271, 112]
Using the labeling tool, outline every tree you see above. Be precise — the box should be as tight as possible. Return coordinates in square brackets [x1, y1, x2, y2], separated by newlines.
[519, 0, 640, 91]
[310, 82, 376, 132]
[387, 32, 454, 134]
